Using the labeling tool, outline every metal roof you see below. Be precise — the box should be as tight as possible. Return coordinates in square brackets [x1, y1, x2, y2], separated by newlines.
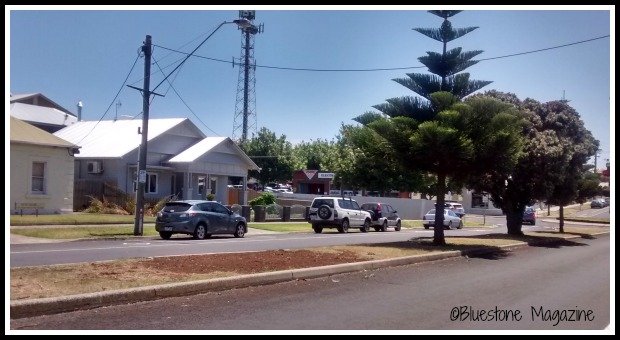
[10, 117, 77, 148]
[10, 93, 76, 116]
[169, 137, 260, 170]
[10, 93, 38, 101]
[54, 118, 187, 158]
[10, 102, 78, 127]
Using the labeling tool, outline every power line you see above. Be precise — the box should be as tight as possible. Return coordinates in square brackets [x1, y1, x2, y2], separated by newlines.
[153, 34, 610, 72]
[76, 52, 141, 145]
[152, 57, 221, 136]
[477, 34, 609, 62]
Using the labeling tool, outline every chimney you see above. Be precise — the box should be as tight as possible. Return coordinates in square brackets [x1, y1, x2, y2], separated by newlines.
[77, 101, 83, 121]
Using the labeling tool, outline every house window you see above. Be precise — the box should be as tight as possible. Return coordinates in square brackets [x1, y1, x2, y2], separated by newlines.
[145, 173, 158, 194]
[31, 162, 46, 194]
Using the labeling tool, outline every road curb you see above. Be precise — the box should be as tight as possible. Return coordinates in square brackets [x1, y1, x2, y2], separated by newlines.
[10, 232, 608, 319]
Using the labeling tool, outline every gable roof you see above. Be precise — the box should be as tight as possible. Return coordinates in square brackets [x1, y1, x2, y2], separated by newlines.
[10, 93, 75, 116]
[54, 118, 194, 158]
[10, 117, 77, 148]
[169, 137, 260, 170]
[10, 102, 78, 127]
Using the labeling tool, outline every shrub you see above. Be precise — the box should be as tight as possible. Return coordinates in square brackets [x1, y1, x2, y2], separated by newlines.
[249, 192, 276, 207]
[83, 196, 130, 215]
[206, 193, 216, 201]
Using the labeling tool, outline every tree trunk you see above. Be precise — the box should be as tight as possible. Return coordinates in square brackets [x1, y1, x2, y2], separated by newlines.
[433, 173, 447, 246]
[559, 205, 565, 233]
[505, 210, 524, 236]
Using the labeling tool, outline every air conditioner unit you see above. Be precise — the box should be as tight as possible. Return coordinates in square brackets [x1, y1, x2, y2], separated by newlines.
[87, 161, 103, 174]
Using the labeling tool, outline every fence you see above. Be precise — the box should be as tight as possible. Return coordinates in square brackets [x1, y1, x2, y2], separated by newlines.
[73, 179, 125, 211]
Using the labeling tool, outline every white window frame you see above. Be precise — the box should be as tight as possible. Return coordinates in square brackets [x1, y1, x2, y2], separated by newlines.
[31, 161, 46, 195]
[144, 172, 158, 194]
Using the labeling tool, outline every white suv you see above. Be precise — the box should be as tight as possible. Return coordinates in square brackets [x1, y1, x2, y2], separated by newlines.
[307, 197, 372, 233]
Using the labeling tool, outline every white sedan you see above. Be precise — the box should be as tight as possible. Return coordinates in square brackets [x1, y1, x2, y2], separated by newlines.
[422, 209, 463, 229]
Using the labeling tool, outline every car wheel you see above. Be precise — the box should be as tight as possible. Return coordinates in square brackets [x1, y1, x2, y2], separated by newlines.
[381, 220, 388, 232]
[337, 219, 349, 233]
[445, 221, 453, 230]
[457, 220, 463, 229]
[360, 220, 370, 233]
[317, 205, 332, 220]
[159, 231, 172, 240]
[313, 226, 323, 233]
[424, 225, 430, 230]
[193, 224, 207, 240]
[374, 227, 381, 232]
[395, 220, 402, 231]
[233, 223, 245, 238]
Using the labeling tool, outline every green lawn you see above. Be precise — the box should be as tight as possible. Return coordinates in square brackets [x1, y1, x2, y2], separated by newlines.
[11, 226, 159, 239]
[248, 222, 310, 232]
[10, 214, 156, 226]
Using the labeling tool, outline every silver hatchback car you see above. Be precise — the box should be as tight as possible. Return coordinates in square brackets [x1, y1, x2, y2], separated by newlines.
[422, 208, 463, 229]
[155, 200, 247, 240]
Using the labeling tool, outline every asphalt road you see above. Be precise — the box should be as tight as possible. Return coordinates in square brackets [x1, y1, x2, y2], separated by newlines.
[11, 209, 610, 268]
[10, 224, 552, 268]
[10, 234, 610, 330]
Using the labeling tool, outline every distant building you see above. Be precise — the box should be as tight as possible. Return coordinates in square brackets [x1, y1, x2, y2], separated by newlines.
[291, 170, 334, 194]
[10, 117, 79, 214]
[10, 93, 77, 133]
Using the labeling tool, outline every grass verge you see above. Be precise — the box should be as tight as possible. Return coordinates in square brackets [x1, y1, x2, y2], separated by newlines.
[11, 226, 159, 239]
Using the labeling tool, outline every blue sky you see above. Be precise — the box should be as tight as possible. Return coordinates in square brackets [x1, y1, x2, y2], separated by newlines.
[7, 6, 613, 169]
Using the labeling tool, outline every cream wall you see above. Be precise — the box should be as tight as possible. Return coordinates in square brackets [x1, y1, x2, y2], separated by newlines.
[10, 143, 75, 214]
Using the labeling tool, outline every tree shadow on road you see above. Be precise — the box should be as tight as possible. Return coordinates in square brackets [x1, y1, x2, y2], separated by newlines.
[363, 238, 512, 261]
[361, 232, 594, 262]
[530, 230, 596, 240]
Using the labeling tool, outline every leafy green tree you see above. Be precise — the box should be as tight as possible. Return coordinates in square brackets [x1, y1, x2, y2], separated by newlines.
[291, 139, 341, 172]
[240, 127, 294, 186]
[543, 101, 599, 232]
[339, 124, 423, 194]
[354, 11, 522, 245]
[469, 92, 599, 234]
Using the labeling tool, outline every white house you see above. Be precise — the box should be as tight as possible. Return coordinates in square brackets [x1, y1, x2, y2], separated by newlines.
[10, 117, 79, 214]
[54, 118, 259, 209]
[10, 93, 78, 133]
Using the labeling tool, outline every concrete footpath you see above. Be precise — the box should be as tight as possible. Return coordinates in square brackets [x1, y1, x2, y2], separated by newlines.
[9, 231, 609, 319]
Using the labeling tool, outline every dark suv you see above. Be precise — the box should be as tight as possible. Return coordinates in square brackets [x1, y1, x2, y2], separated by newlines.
[360, 202, 402, 232]
[155, 200, 247, 240]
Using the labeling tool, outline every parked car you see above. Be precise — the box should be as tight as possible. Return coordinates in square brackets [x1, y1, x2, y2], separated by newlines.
[360, 202, 402, 232]
[422, 209, 463, 229]
[522, 206, 536, 225]
[437, 202, 466, 218]
[155, 200, 247, 240]
[307, 196, 372, 233]
[590, 198, 607, 209]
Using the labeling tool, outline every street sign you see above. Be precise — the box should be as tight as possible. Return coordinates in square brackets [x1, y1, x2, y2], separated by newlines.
[318, 172, 335, 179]
[138, 170, 147, 183]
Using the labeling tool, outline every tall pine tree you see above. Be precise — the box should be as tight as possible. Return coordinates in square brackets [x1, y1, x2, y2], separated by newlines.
[354, 11, 524, 245]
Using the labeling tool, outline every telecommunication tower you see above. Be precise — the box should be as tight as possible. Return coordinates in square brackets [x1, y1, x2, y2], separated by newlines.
[233, 10, 263, 143]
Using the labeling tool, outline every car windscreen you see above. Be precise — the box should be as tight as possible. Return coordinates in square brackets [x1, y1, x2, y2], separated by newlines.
[312, 199, 334, 208]
[162, 203, 192, 212]
[427, 209, 436, 215]
[361, 204, 377, 210]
